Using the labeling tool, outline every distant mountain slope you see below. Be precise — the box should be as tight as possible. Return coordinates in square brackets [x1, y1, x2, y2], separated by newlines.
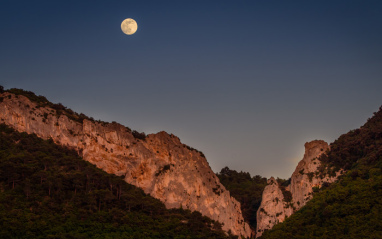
[260, 106, 382, 238]
[0, 123, 236, 238]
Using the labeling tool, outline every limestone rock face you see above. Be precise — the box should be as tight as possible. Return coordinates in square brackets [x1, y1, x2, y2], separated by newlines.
[0, 92, 251, 238]
[290, 140, 330, 208]
[255, 177, 293, 238]
[256, 140, 341, 237]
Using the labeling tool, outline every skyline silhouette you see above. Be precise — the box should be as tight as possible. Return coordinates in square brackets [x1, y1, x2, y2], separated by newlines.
[1, 0, 382, 178]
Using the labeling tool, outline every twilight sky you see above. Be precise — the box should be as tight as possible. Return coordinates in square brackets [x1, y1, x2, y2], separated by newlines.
[1, 0, 382, 179]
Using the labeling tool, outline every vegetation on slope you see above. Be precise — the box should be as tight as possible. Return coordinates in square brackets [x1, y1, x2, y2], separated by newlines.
[217, 167, 268, 230]
[319, 106, 382, 175]
[0, 123, 237, 239]
[2, 86, 212, 149]
[3, 87, 150, 140]
[260, 106, 382, 239]
[5, 88, 95, 124]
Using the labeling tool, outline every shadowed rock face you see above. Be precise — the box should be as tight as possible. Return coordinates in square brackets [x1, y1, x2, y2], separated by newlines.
[256, 140, 342, 238]
[0, 92, 251, 238]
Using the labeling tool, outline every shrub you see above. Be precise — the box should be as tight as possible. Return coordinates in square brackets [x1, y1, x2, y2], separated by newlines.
[307, 172, 315, 182]
[132, 130, 146, 140]
[155, 164, 174, 176]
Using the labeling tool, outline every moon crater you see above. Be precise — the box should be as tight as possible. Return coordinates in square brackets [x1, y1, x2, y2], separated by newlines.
[121, 18, 138, 35]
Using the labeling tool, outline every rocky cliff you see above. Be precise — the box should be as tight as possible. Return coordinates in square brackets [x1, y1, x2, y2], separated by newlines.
[0, 91, 251, 238]
[256, 140, 342, 237]
[255, 177, 294, 237]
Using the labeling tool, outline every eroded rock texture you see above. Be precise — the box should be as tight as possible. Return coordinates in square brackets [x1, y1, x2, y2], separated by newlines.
[255, 177, 293, 237]
[0, 92, 251, 238]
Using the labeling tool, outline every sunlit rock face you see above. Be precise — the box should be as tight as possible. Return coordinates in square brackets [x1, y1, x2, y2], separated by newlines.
[256, 140, 341, 237]
[0, 92, 251, 238]
[290, 140, 330, 208]
[255, 177, 293, 238]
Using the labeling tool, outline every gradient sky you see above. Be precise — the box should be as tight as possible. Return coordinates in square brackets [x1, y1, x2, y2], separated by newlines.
[1, 0, 382, 179]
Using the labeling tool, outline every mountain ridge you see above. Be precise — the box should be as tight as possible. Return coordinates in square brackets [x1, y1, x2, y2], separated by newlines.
[2, 86, 380, 238]
[259, 105, 382, 238]
[0, 87, 251, 238]
[256, 139, 342, 237]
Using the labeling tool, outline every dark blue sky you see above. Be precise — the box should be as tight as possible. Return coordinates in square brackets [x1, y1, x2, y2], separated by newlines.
[1, 0, 382, 178]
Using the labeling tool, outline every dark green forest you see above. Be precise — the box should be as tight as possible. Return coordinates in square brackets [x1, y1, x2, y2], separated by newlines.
[217, 167, 267, 231]
[261, 106, 382, 239]
[0, 123, 237, 239]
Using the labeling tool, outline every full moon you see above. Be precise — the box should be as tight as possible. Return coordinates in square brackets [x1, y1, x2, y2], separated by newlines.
[121, 18, 138, 35]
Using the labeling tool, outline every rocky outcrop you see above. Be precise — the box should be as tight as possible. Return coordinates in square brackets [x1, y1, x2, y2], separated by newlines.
[0, 92, 251, 238]
[256, 140, 342, 237]
[255, 177, 293, 237]
[289, 140, 330, 208]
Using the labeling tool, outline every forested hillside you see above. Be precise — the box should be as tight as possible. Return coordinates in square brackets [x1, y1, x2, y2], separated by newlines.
[0, 123, 237, 239]
[261, 106, 382, 239]
[217, 167, 268, 230]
